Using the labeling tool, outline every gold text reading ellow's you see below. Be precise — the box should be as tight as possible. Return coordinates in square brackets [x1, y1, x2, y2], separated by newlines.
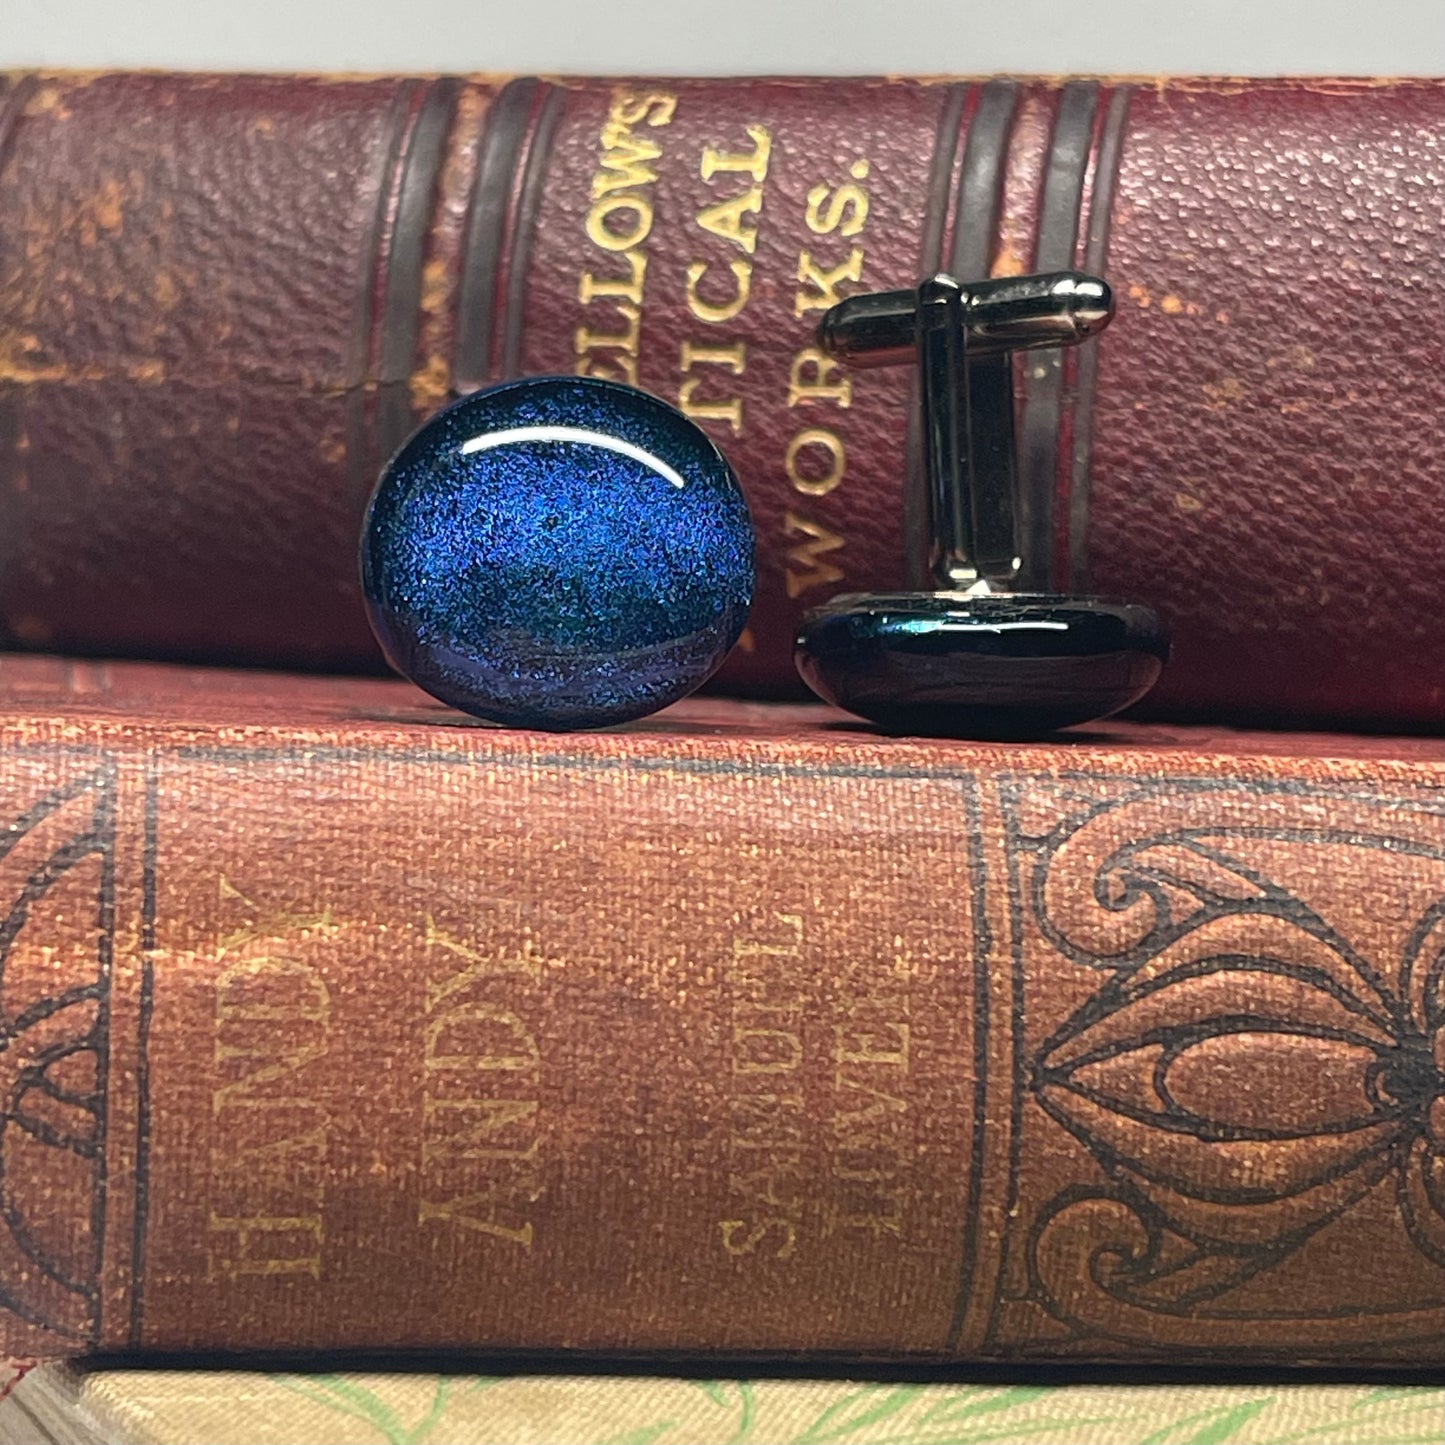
[575, 91, 874, 608]
[574, 89, 678, 387]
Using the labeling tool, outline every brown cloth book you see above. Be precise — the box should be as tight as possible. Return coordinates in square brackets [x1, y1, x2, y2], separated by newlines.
[0, 654, 1440, 1364]
[0, 73, 1441, 729]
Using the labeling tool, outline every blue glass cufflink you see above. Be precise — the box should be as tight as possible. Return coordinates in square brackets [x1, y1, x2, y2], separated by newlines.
[795, 272, 1168, 738]
[361, 375, 753, 730]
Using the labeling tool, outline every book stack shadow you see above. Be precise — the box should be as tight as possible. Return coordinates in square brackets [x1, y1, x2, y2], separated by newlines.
[0, 69, 1441, 1445]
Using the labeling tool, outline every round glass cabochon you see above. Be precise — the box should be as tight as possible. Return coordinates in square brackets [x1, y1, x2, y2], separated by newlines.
[361, 376, 754, 730]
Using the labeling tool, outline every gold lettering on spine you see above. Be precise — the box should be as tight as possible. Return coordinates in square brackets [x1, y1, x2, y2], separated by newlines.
[680, 339, 746, 375]
[782, 511, 845, 597]
[574, 304, 641, 369]
[701, 125, 773, 183]
[419, 922, 549, 1251]
[607, 91, 678, 129]
[679, 335, 748, 435]
[805, 175, 869, 236]
[732, 1027, 803, 1073]
[579, 250, 646, 306]
[782, 157, 872, 599]
[585, 194, 654, 252]
[678, 378, 744, 433]
[793, 247, 865, 316]
[826, 946, 912, 1241]
[720, 1217, 797, 1258]
[677, 124, 773, 432]
[787, 347, 851, 408]
[207, 1212, 325, 1278]
[719, 914, 807, 1261]
[684, 260, 752, 324]
[696, 189, 764, 254]
[575, 90, 676, 384]
[589, 134, 661, 199]
[422, 1099, 540, 1165]
[207, 910, 336, 1283]
[425, 1004, 542, 1073]
[784, 429, 846, 498]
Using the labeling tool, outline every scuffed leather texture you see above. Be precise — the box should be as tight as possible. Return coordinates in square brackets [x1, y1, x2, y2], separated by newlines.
[0, 72, 491, 669]
[0, 73, 1440, 729]
[1089, 81, 1444, 729]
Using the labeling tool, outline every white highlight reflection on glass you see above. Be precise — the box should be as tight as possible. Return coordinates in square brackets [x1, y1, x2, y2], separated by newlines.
[459, 426, 687, 489]
[895, 619, 1070, 635]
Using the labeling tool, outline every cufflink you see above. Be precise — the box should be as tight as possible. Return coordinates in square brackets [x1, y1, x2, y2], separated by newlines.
[361, 375, 754, 730]
[794, 272, 1168, 738]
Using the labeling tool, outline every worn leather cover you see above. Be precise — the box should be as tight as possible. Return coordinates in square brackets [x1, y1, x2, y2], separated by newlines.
[0, 653, 1441, 1362]
[0, 73, 1441, 729]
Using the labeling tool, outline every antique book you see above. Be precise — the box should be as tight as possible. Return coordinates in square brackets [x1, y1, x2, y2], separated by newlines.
[0, 653, 1441, 1364]
[0, 73, 1441, 730]
[3, 1360, 1443, 1445]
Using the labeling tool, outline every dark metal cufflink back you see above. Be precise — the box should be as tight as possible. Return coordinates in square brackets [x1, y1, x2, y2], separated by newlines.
[794, 271, 1169, 738]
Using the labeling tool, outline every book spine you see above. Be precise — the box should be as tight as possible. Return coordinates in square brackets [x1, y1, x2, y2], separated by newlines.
[0, 74, 1442, 730]
[0, 702, 1441, 1362]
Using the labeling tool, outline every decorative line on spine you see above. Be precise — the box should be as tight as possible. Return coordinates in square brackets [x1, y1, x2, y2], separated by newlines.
[376, 78, 463, 469]
[1014, 81, 1099, 592]
[498, 84, 566, 382]
[920, 83, 972, 278]
[903, 81, 971, 588]
[951, 80, 1020, 282]
[90, 759, 118, 1348]
[127, 754, 160, 1348]
[344, 81, 426, 509]
[983, 772, 1032, 1352]
[453, 78, 544, 396]
[946, 771, 999, 1352]
[951, 81, 1025, 596]
[1067, 85, 1133, 593]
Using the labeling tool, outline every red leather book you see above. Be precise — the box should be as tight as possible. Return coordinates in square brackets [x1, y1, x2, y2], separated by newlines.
[0, 654, 1441, 1363]
[0, 73, 1441, 730]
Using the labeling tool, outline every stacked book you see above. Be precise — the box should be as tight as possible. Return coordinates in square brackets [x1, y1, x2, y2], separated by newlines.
[5, 1364, 1442, 1445]
[1, 68, 1442, 1443]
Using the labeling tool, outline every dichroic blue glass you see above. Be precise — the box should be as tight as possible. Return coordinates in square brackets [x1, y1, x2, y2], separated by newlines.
[361, 376, 754, 729]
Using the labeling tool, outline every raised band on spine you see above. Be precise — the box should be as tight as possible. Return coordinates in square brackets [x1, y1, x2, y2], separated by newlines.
[498, 83, 566, 382]
[376, 78, 462, 468]
[951, 81, 1022, 593]
[904, 81, 970, 587]
[453, 78, 542, 396]
[951, 79, 1019, 281]
[1014, 81, 1098, 591]
[1068, 85, 1132, 592]
[343, 81, 423, 509]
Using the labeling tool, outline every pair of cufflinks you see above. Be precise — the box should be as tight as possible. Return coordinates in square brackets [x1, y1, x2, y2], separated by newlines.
[362, 270, 1168, 738]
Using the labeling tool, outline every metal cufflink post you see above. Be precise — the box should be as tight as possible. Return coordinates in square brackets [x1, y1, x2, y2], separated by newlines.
[793, 271, 1169, 738]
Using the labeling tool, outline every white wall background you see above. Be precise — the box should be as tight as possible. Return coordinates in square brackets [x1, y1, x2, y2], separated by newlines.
[2, 0, 1442, 75]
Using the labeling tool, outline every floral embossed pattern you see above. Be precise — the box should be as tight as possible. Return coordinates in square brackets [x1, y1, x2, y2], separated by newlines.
[990, 777, 1445, 1359]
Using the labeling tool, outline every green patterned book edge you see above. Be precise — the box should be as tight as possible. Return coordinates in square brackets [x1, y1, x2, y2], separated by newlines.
[2, 1366, 1443, 1445]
